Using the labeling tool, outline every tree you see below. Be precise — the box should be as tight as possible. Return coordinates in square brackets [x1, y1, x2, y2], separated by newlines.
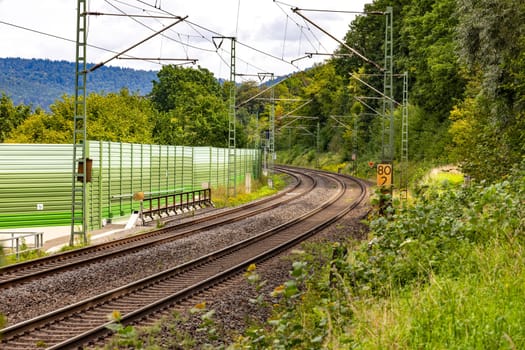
[6, 89, 155, 144]
[452, 0, 525, 180]
[0, 93, 31, 142]
[82, 89, 154, 144]
[400, 0, 466, 122]
[5, 108, 72, 143]
[150, 65, 229, 147]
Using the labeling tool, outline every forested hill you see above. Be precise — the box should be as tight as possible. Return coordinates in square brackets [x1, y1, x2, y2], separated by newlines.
[0, 57, 158, 110]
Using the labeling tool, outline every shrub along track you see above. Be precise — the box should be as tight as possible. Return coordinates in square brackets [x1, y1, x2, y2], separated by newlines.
[0, 167, 368, 349]
[0, 168, 310, 289]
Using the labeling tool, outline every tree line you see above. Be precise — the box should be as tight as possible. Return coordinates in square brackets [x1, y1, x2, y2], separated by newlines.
[1, 0, 523, 183]
[0, 58, 156, 110]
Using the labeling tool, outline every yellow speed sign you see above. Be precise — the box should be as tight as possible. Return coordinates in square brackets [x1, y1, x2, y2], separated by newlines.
[377, 163, 393, 187]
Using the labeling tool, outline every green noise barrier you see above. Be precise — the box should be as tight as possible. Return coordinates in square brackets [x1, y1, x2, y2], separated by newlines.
[0, 142, 261, 230]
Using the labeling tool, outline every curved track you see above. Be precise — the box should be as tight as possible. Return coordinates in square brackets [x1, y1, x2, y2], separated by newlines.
[0, 167, 369, 349]
[0, 168, 313, 289]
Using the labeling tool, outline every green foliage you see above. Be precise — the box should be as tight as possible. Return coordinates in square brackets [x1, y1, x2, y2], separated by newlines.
[1, 236, 47, 266]
[0, 312, 5, 331]
[104, 310, 144, 349]
[234, 259, 327, 349]
[189, 303, 221, 348]
[212, 175, 286, 208]
[449, 89, 524, 182]
[81, 89, 155, 144]
[4, 248, 47, 266]
[5, 89, 155, 144]
[350, 239, 525, 349]
[35, 340, 47, 348]
[400, 0, 466, 121]
[150, 65, 230, 147]
[398, 104, 452, 162]
[0, 93, 32, 142]
[57, 238, 91, 253]
[228, 162, 524, 349]
[452, 0, 525, 182]
[349, 164, 524, 296]
[244, 263, 268, 307]
[101, 311, 196, 349]
[405, 245, 525, 349]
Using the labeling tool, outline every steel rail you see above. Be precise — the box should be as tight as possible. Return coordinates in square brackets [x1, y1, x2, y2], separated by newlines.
[0, 170, 368, 349]
[0, 168, 312, 289]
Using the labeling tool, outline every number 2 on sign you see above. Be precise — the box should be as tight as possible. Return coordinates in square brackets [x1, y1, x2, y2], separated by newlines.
[377, 163, 392, 187]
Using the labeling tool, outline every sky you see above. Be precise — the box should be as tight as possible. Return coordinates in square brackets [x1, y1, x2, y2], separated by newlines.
[0, 0, 370, 81]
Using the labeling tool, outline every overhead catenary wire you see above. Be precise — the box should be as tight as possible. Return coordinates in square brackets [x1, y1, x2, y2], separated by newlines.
[2, 0, 366, 85]
[349, 73, 401, 106]
[281, 15, 289, 60]
[89, 16, 187, 72]
[281, 99, 313, 117]
[134, 0, 330, 76]
[104, 0, 216, 53]
[292, 7, 383, 71]
[235, 0, 241, 37]
[84, 11, 177, 19]
[274, 1, 330, 57]
[131, 0, 298, 77]
[0, 19, 163, 66]
[305, 52, 354, 58]
[112, 0, 168, 15]
[236, 77, 292, 108]
[117, 57, 196, 63]
[273, 1, 382, 15]
[130, 0, 350, 78]
[298, 17, 329, 54]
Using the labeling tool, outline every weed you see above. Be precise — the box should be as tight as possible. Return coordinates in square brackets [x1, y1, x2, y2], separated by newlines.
[104, 310, 143, 348]
[35, 340, 47, 348]
[190, 302, 223, 349]
[244, 263, 268, 307]
[212, 174, 287, 208]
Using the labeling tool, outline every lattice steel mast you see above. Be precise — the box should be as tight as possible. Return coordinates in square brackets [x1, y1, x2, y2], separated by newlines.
[227, 37, 237, 197]
[382, 6, 394, 163]
[70, 7, 185, 244]
[400, 71, 409, 200]
[71, 0, 88, 245]
[268, 74, 275, 181]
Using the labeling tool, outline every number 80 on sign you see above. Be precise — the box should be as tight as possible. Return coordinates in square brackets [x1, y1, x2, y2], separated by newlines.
[376, 163, 393, 187]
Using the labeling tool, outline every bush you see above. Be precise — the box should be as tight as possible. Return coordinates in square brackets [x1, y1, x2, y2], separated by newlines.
[347, 164, 524, 296]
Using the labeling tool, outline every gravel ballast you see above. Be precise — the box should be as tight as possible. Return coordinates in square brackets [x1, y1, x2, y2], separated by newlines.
[0, 174, 341, 326]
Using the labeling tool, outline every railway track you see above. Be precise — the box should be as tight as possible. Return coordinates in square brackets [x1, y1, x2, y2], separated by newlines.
[0, 167, 368, 349]
[0, 168, 313, 289]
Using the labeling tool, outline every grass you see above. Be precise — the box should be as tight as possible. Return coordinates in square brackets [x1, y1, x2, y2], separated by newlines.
[3, 249, 47, 265]
[350, 240, 525, 349]
[211, 174, 287, 208]
[422, 166, 465, 187]
[2, 243, 71, 267]
[1, 240, 48, 266]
